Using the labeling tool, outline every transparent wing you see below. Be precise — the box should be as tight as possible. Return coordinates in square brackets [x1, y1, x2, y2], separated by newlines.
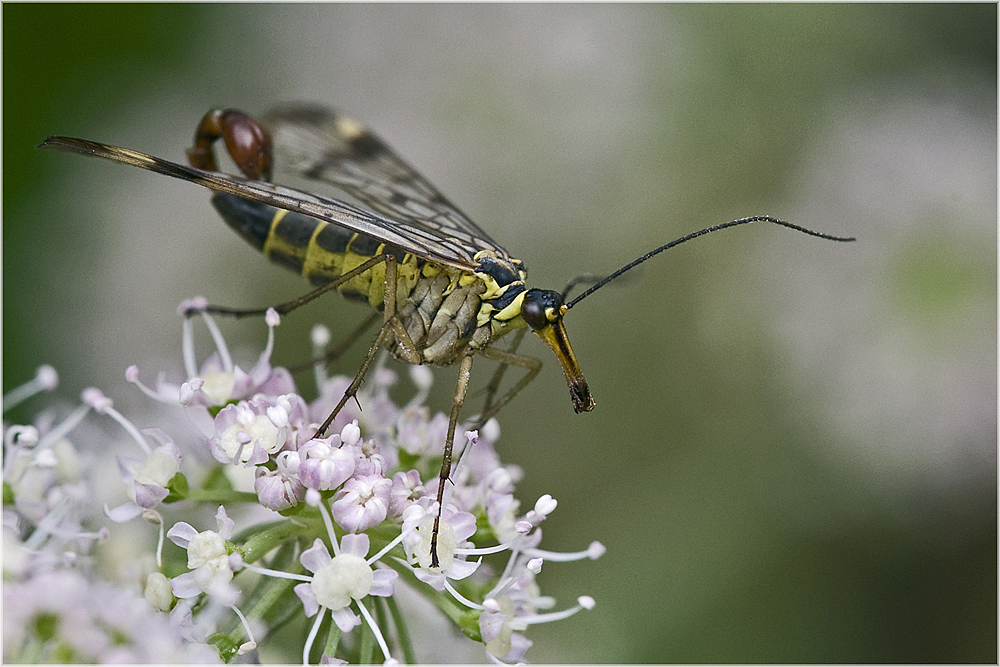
[263, 104, 512, 263]
[38, 135, 480, 271]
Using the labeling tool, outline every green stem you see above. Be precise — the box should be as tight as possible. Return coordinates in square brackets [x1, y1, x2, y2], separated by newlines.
[240, 519, 315, 564]
[383, 558, 475, 633]
[184, 489, 259, 504]
[322, 623, 342, 661]
[358, 599, 375, 663]
[385, 595, 416, 664]
[242, 559, 300, 626]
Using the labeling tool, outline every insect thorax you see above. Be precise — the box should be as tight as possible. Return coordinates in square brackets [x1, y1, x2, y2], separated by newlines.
[393, 251, 529, 365]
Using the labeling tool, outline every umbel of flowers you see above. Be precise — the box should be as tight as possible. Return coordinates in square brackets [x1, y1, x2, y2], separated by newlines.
[3, 301, 602, 664]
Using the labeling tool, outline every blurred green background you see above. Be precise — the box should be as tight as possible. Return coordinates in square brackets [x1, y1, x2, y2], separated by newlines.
[4, 4, 995, 663]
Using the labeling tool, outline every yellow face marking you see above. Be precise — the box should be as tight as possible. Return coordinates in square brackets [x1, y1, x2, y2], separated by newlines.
[478, 289, 527, 328]
[495, 290, 527, 322]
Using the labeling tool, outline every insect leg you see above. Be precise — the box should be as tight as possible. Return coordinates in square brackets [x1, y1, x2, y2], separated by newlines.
[183, 254, 394, 319]
[287, 311, 381, 375]
[445, 345, 541, 497]
[472, 346, 544, 427]
[429, 348, 475, 568]
[313, 253, 422, 437]
[475, 328, 528, 425]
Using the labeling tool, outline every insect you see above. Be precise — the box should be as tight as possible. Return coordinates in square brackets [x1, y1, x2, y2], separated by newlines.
[39, 105, 855, 565]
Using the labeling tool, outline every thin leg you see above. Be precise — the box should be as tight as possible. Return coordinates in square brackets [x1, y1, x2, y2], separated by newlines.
[313, 254, 423, 437]
[449, 345, 542, 485]
[287, 311, 380, 375]
[430, 348, 475, 568]
[184, 254, 396, 319]
[472, 345, 543, 428]
[475, 328, 528, 426]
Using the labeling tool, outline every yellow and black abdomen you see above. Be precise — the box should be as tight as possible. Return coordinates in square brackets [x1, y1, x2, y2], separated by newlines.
[212, 192, 420, 309]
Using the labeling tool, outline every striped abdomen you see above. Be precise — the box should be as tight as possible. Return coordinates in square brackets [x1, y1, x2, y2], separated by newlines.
[212, 192, 422, 310]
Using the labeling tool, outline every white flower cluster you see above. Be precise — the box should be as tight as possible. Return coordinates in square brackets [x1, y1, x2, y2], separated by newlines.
[4, 306, 603, 664]
[2, 367, 218, 663]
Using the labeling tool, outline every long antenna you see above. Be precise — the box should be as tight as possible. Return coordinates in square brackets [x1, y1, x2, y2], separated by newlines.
[564, 216, 855, 310]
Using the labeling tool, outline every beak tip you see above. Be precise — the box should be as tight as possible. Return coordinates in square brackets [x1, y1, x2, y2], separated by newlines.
[571, 387, 596, 413]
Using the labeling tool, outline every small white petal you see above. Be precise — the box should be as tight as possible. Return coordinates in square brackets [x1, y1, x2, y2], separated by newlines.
[169, 572, 203, 598]
[166, 522, 198, 548]
[533, 494, 557, 516]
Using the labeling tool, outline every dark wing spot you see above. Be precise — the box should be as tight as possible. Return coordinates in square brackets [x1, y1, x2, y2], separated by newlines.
[349, 132, 388, 160]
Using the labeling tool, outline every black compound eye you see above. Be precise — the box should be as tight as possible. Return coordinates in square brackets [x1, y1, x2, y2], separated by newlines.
[521, 289, 563, 330]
